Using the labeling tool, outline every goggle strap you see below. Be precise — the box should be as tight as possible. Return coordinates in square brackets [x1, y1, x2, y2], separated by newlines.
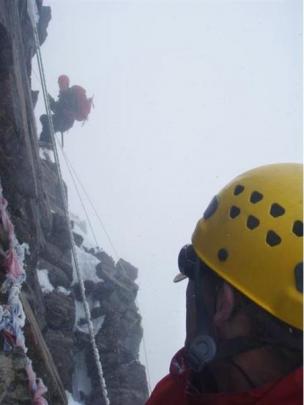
[186, 260, 218, 371]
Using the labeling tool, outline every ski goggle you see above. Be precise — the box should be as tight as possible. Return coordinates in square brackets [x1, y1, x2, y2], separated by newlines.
[174, 244, 198, 282]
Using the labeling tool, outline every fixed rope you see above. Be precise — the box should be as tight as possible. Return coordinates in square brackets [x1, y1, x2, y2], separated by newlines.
[27, 1, 110, 403]
[59, 146, 100, 249]
[57, 147, 153, 394]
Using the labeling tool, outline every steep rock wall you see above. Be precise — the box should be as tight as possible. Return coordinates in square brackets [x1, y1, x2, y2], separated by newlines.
[0, 1, 149, 404]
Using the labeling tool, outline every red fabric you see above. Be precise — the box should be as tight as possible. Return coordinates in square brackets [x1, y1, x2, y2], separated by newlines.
[146, 349, 303, 405]
[69, 85, 93, 121]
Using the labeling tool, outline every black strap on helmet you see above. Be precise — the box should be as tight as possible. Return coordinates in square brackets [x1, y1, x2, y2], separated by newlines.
[185, 259, 218, 372]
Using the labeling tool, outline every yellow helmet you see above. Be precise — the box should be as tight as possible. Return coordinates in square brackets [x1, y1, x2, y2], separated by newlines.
[192, 163, 303, 330]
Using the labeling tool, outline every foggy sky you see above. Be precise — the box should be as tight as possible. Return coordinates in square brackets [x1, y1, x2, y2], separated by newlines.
[33, 0, 302, 389]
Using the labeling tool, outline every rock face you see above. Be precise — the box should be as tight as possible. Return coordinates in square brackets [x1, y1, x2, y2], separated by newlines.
[0, 348, 32, 405]
[0, 1, 149, 404]
[72, 249, 148, 405]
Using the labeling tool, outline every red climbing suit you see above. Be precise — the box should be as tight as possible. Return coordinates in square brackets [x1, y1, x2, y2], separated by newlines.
[146, 349, 303, 405]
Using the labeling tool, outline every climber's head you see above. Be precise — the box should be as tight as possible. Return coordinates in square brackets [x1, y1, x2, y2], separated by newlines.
[58, 74, 70, 91]
[175, 163, 303, 371]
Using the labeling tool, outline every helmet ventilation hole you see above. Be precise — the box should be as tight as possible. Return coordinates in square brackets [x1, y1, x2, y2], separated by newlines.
[234, 185, 245, 195]
[270, 203, 285, 217]
[250, 191, 263, 204]
[266, 230, 281, 246]
[218, 248, 229, 261]
[230, 206, 241, 218]
[247, 215, 260, 230]
[203, 196, 218, 219]
[292, 221, 303, 237]
[295, 263, 303, 293]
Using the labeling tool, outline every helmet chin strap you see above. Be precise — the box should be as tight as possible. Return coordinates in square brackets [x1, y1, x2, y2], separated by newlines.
[185, 259, 266, 373]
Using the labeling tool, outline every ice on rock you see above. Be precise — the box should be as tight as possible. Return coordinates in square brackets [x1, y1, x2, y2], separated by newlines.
[73, 246, 100, 285]
[37, 269, 54, 294]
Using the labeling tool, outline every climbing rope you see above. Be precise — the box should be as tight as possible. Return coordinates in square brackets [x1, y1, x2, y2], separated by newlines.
[27, 1, 110, 403]
[60, 148, 120, 261]
[57, 147, 153, 394]
[59, 147, 100, 249]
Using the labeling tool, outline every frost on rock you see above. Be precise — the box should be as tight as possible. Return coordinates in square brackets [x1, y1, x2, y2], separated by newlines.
[37, 269, 54, 294]
[73, 246, 100, 285]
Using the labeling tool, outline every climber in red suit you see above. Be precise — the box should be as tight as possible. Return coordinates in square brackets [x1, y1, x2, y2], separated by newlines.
[147, 164, 303, 405]
[39, 75, 75, 146]
[39, 74, 92, 148]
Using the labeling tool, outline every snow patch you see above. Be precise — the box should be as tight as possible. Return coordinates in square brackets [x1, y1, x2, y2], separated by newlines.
[38, 147, 55, 163]
[71, 350, 92, 401]
[70, 213, 96, 251]
[27, 0, 40, 24]
[70, 213, 87, 235]
[37, 269, 54, 294]
[92, 314, 105, 336]
[66, 390, 84, 405]
[73, 246, 100, 285]
[39, 148, 46, 160]
[56, 286, 70, 295]
[79, 313, 105, 336]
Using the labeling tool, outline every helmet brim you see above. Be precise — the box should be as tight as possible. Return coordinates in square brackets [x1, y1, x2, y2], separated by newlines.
[173, 272, 188, 283]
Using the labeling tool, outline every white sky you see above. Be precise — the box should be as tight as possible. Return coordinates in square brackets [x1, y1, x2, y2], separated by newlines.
[33, 0, 302, 390]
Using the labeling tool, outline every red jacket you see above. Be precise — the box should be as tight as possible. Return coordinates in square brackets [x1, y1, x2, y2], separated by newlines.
[146, 349, 303, 405]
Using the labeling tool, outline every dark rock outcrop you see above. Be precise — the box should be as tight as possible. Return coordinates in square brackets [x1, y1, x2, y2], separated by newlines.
[44, 291, 75, 330]
[117, 258, 139, 281]
[38, 259, 71, 289]
[0, 348, 32, 404]
[44, 329, 74, 391]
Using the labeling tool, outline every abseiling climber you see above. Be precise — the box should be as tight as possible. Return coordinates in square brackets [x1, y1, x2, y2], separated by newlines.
[39, 74, 93, 147]
[147, 163, 303, 405]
